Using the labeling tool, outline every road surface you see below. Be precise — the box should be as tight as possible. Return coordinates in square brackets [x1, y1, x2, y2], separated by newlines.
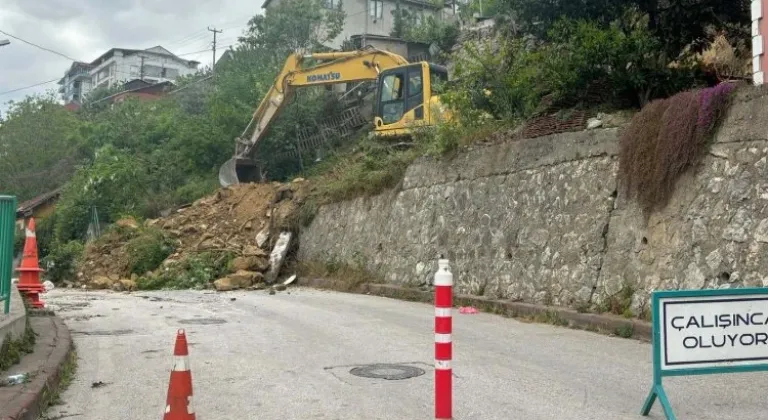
[43, 288, 767, 420]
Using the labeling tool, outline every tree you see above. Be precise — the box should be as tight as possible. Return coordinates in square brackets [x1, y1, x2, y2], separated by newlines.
[239, 0, 346, 65]
[495, 0, 750, 57]
[0, 93, 87, 201]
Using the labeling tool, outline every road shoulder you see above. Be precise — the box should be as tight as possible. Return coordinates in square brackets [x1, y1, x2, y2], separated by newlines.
[300, 277, 652, 341]
[0, 314, 74, 420]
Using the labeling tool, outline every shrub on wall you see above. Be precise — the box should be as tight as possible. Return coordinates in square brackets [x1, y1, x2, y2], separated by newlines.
[618, 83, 737, 214]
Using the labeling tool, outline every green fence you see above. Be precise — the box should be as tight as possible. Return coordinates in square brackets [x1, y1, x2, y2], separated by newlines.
[0, 195, 16, 314]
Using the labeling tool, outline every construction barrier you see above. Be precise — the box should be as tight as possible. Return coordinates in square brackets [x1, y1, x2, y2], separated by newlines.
[0, 196, 15, 314]
[164, 329, 195, 420]
[15, 218, 45, 308]
[434, 259, 453, 419]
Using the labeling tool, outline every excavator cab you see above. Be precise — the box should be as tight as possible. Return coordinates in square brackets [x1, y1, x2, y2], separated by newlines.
[373, 62, 449, 136]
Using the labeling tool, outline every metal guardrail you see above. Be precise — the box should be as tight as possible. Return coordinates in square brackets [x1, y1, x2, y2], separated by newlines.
[0, 195, 16, 314]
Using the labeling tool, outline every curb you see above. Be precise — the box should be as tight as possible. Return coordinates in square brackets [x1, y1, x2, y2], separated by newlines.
[1, 316, 73, 420]
[302, 278, 652, 341]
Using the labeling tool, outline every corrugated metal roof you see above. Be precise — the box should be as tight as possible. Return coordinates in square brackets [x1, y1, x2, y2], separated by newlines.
[15, 188, 62, 218]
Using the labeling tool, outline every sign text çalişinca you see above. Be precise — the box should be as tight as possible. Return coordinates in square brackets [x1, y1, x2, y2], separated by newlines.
[660, 296, 768, 369]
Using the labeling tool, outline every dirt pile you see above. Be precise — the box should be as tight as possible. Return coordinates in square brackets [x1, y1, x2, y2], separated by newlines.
[76, 179, 310, 291]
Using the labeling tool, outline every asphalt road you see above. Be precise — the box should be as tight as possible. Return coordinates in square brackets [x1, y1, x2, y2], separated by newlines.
[43, 288, 768, 420]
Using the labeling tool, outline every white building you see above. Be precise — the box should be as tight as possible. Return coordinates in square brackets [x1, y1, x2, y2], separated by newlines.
[59, 46, 200, 104]
[58, 62, 94, 104]
[262, 0, 461, 53]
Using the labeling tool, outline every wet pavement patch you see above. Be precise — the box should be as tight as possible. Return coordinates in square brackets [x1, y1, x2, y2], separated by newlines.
[71, 329, 135, 336]
[178, 318, 227, 325]
[55, 302, 90, 312]
[349, 364, 425, 380]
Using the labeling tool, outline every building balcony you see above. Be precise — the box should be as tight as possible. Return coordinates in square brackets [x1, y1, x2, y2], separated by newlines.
[69, 70, 91, 80]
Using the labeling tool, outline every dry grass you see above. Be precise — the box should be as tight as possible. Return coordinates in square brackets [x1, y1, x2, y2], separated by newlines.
[618, 83, 737, 214]
[296, 259, 381, 292]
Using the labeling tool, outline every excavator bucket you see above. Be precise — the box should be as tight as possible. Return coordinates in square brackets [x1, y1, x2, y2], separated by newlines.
[218, 157, 239, 187]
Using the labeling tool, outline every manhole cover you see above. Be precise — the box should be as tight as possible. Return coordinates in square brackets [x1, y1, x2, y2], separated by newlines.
[349, 364, 425, 380]
[178, 318, 227, 325]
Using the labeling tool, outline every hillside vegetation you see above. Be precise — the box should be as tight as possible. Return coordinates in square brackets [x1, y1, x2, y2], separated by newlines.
[0, 0, 751, 285]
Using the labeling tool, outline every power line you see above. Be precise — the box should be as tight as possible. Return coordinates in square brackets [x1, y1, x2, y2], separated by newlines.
[0, 30, 81, 62]
[176, 44, 233, 57]
[167, 28, 209, 46]
[0, 78, 61, 96]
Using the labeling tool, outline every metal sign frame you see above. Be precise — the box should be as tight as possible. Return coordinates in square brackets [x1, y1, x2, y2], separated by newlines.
[641, 287, 768, 419]
[0, 195, 16, 314]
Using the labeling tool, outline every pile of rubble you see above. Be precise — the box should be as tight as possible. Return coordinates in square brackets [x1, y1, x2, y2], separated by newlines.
[76, 179, 310, 292]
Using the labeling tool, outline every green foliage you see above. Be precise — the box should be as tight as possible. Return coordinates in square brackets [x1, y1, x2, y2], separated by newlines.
[80, 84, 126, 113]
[615, 324, 634, 338]
[42, 240, 84, 284]
[54, 145, 151, 242]
[391, 9, 460, 54]
[541, 14, 696, 107]
[0, 94, 87, 201]
[240, 0, 345, 64]
[136, 252, 233, 290]
[125, 228, 175, 276]
[0, 318, 35, 371]
[13, 227, 24, 258]
[446, 37, 541, 122]
[495, 0, 751, 59]
[445, 10, 702, 123]
[308, 139, 418, 204]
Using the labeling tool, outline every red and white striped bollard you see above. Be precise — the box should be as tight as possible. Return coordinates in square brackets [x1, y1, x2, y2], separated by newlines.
[434, 259, 453, 419]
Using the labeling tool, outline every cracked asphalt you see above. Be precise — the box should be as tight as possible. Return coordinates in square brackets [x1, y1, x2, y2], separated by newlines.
[43, 288, 768, 419]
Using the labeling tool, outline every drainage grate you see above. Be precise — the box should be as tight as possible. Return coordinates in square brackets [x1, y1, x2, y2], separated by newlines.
[349, 364, 426, 380]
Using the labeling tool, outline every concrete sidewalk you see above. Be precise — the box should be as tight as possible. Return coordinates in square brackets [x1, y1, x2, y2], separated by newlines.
[0, 315, 73, 420]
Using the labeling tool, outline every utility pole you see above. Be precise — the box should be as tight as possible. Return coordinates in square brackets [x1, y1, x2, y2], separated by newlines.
[208, 26, 223, 79]
[139, 56, 145, 80]
[362, 1, 368, 48]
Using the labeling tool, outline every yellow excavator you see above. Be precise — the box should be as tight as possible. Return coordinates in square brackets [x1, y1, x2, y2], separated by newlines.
[218, 47, 450, 186]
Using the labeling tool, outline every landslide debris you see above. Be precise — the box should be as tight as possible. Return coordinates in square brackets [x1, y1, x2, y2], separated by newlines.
[76, 179, 309, 291]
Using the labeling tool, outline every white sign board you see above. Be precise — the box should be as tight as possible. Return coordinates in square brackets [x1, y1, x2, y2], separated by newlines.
[659, 294, 768, 370]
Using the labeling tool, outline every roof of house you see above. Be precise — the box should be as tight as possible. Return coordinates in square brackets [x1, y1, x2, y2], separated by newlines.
[16, 188, 62, 218]
[95, 79, 176, 105]
[89, 46, 200, 68]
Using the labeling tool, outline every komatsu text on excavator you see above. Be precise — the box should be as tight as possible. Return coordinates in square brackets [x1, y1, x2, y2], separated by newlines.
[218, 47, 450, 186]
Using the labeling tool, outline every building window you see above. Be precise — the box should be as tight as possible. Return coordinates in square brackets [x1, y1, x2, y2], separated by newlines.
[414, 13, 423, 25]
[323, 0, 337, 8]
[130, 65, 140, 77]
[369, 0, 383, 18]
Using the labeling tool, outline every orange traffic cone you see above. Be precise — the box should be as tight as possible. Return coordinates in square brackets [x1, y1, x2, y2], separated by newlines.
[15, 218, 45, 308]
[164, 329, 195, 420]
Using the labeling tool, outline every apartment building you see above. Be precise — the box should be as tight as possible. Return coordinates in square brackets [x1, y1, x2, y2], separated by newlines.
[59, 46, 199, 104]
[263, 0, 461, 52]
[58, 61, 93, 104]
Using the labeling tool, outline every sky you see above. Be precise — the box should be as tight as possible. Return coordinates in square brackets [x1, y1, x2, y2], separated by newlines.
[0, 0, 263, 113]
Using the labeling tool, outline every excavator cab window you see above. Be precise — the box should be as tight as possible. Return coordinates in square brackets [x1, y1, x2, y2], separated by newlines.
[380, 71, 405, 124]
[377, 64, 428, 125]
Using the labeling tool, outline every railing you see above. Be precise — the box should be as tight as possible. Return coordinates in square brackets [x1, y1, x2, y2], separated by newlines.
[0, 195, 16, 314]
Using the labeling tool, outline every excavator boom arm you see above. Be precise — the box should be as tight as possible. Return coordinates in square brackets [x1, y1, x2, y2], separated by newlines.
[233, 48, 409, 161]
